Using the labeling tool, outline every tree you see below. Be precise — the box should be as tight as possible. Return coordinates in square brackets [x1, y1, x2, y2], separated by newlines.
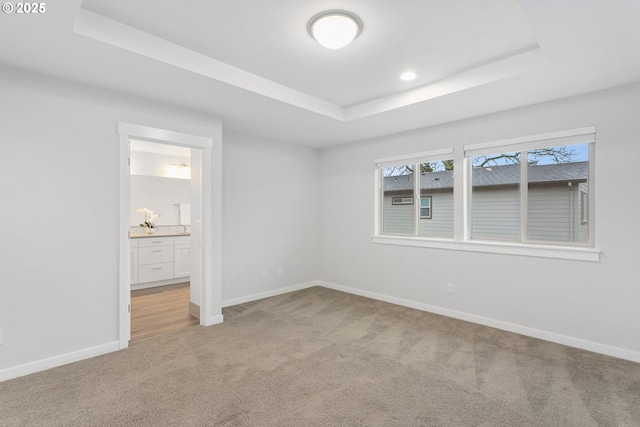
[473, 146, 576, 167]
[384, 160, 453, 176]
[383, 146, 576, 176]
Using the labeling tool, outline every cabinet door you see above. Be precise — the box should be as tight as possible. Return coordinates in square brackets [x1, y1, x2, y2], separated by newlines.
[174, 244, 190, 278]
[130, 247, 139, 285]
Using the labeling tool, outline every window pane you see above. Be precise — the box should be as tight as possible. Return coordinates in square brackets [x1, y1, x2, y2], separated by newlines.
[470, 152, 520, 241]
[382, 165, 415, 235]
[419, 161, 453, 238]
[420, 197, 431, 219]
[526, 143, 589, 243]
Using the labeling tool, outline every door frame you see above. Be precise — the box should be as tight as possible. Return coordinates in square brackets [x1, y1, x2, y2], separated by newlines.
[117, 122, 223, 349]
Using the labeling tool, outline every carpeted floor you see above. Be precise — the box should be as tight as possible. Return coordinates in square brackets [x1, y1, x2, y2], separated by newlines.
[1, 286, 639, 426]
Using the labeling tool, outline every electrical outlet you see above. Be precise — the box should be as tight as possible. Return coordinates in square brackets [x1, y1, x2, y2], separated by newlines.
[447, 283, 454, 294]
[278, 268, 284, 277]
[262, 271, 267, 280]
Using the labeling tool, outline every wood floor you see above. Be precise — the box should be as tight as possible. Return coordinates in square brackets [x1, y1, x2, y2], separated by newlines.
[130, 282, 199, 341]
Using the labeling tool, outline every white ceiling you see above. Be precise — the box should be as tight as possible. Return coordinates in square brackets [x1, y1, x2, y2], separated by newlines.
[1, 0, 639, 148]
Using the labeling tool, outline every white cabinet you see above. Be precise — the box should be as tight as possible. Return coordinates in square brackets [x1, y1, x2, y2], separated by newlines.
[139, 262, 174, 282]
[130, 235, 190, 287]
[174, 235, 190, 278]
[138, 237, 174, 283]
[130, 238, 139, 285]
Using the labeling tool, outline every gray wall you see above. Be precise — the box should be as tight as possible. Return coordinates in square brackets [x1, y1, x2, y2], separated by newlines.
[0, 66, 319, 375]
[221, 130, 319, 303]
[319, 82, 640, 359]
[0, 66, 222, 373]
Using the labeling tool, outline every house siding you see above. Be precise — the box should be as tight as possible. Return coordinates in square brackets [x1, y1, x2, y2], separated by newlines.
[385, 180, 586, 242]
[527, 183, 572, 242]
[419, 192, 454, 238]
[471, 186, 520, 241]
[382, 192, 454, 237]
[382, 195, 414, 235]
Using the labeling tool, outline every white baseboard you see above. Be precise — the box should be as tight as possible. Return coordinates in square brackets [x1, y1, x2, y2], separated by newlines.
[0, 341, 120, 382]
[131, 277, 189, 291]
[319, 281, 640, 364]
[222, 281, 319, 308]
[206, 314, 224, 326]
[5, 280, 636, 383]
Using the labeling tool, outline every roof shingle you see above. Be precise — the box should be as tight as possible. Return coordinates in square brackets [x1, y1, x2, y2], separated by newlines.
[384, 161, 588, 192]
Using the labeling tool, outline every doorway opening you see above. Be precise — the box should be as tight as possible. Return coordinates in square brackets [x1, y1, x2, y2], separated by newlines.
[117, 122, 223, 349]
[130, 282, 197, 341]
[128, 139, 198, 341]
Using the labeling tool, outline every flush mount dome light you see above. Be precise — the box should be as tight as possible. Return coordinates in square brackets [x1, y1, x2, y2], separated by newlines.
[309, 11, 362, 49]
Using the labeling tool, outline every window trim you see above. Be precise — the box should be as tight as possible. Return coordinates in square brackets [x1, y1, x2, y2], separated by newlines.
[373, 127, 599, 262]
[372, 235, 600, 261]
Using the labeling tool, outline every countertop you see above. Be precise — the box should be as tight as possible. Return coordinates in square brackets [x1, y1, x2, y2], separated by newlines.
[130, 232, 190, 239]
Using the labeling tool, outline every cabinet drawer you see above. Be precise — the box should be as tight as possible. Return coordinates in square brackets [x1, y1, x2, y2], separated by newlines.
[139, 262, 174, 283]
[139, 237, 174, 247]
[139, 246, 173, 265]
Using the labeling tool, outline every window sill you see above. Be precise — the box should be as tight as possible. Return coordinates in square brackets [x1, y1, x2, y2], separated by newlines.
[372, 235, 600, 262]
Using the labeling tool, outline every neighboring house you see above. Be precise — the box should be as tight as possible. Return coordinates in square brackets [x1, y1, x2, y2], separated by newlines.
[383, 162, 589, 242]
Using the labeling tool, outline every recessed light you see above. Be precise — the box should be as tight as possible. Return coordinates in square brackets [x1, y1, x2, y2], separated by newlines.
[309, 11, 362, 49]
[400, 71, 417, 81]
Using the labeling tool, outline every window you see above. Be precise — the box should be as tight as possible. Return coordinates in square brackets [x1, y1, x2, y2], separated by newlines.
[377, 149, 454, 238]
[467, 135, 593, 245]
[382, 164, 415, 235]
[392, 197, 414, 205]
[374, 127, 598, 261]
[418, 161, 453, 238]
[470, 151, 520, 241]
[420, 196, 432, 219]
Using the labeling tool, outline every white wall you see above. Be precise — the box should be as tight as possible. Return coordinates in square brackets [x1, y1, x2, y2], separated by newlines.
[130, 176, 190, 226]
[221, 131, 319, 304]
[130, 150, 191, 179]
[2, 59, 638, 379]
[0, 66, 222, 376]
[318, 83, 640, 361]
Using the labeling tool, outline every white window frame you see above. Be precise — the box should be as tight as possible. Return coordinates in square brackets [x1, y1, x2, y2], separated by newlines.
[376, 148, 454, 238]
[373, 127, 600, 262]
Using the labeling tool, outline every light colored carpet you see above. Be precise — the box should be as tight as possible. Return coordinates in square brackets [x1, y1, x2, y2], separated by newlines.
[1, 286, 639, 426]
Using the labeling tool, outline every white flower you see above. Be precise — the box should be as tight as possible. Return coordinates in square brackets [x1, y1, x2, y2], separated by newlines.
[137, 207, 160, 228]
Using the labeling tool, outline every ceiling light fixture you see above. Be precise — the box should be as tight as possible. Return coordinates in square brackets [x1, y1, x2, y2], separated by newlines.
[400, 71, 417, 81]
[308, 11, 362, 49]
